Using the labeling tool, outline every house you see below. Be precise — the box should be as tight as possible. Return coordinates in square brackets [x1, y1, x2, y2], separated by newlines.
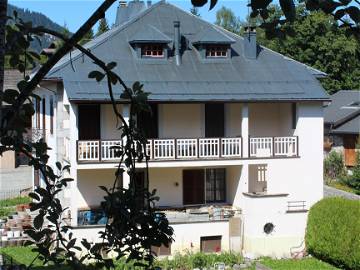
[0, 69, 33, 199]
[324, 90, 360, 167]
[32, 0, 329, 258]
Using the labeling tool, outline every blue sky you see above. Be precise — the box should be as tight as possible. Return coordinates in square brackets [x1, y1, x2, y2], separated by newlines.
[8, 0, 250, 32]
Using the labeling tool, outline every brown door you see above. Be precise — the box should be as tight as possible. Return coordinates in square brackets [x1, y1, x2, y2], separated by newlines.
[205, 104, 224, 138]
[78, 105, 100, 140]
[344, 135, 357, 167]
[183, 169, 204, 205]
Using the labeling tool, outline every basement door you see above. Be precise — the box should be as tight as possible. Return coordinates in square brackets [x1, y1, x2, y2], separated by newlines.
[183, 169, 205, 205]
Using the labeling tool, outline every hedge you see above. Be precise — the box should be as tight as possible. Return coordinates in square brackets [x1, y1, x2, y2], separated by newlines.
[306, 197, 360, 270]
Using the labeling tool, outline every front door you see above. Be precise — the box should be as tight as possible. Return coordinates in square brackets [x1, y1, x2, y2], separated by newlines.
[205, 103, 224, 138]
[78, 104, 100, 140]
[183, 169, 204, 205]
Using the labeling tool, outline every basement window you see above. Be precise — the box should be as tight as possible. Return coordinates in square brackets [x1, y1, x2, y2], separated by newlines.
[205, 45, 228, 58]
[200, 236, 222, 253]
[151, 243, 171, 256]
[141, 44, 164, 58]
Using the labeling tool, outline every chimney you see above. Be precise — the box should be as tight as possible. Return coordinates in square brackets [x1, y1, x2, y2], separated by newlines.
[115, 0, 146, 26]
[244, 26, 257, 59]
[174, 21, 181, 66]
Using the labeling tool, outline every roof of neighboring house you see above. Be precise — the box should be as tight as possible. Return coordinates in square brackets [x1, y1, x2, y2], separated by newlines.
[45, 1, 329, 102]
[4, 69, 27, 90]
[324, 90, 360, 134]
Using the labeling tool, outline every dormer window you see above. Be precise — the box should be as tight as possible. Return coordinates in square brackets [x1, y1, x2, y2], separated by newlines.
[141, 44, 164, 58]
[205, 45, 228, 58]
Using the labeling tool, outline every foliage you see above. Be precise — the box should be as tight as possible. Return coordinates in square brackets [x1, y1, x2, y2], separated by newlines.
[6, 4, 66, 52]
[306, 197, 360, 270]
[340, 152, 360, 194]
[79, 28, 94, 45]
[327, 180, 358, 194]
[255, 5, 360, 93]
[260, 257, 339, 270]
[1, 2, 173, 269]
[192, 0, 360, 38]
[96, 18, 110, 37]
[0, 196, 31, 207]
[324, 151, 346, 180]
[215, 6, 241, 34]
[0, 207, 15, 218]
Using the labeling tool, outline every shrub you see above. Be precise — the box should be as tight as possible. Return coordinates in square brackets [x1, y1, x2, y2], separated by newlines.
[341, 152, 360, 194]
[306, 197, 360, 270]
[324, 151, 346, 180]
[0, 196, 31, 207]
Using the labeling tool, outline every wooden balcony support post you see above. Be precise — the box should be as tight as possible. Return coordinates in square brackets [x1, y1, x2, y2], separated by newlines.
[241, 103, 249, 158]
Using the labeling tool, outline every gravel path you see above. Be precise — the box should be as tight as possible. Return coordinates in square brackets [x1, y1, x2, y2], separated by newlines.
[324, 185, 360, 200]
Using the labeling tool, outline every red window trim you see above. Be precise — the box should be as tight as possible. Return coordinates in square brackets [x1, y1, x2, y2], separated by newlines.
[205, 45, 228, 58]
[141, 44, 164, 58]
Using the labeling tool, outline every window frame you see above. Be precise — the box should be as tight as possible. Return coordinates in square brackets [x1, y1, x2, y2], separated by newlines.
[200, 236, 222, 253]
[141, 44, 165, 58]
[205, 168, 226, 203]
[205, 45, 229, 58]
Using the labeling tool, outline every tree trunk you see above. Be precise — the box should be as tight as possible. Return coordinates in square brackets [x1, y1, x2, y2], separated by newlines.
[0, 0, 8, 123]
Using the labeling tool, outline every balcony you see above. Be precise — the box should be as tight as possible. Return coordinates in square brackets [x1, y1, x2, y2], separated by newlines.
[76, 136, 298, 163]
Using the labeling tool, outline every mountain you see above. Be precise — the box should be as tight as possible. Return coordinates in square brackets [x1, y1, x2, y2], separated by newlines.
[7, 4, 66, 52]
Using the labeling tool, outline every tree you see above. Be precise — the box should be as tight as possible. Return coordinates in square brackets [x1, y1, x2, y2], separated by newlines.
[215, 6, 241, 34]
[79, 27, 94, 45]
[254, 5, 360, 93]
[192, 0, 360, 38]
[1, 1, 173, 269]
[190, 5, 200, 16]
[96, 17, 110, 36]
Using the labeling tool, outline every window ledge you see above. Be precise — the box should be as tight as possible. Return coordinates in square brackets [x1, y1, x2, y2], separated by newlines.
[286, 209, 308, 213]
[242, 192, 289, 198]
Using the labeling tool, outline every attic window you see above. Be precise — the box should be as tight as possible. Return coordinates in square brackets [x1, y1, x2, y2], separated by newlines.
[205, 45, 228, 58]
[141, 44, 164, 58]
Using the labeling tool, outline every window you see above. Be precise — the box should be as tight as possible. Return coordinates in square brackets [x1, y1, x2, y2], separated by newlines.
[206, 168, 226, 203]
[50, 97, 54, 134]
[249, 164, 267, 193]
[141, 44, 164, 58]
[35, 98, 40, 128]
[200, 236, 222, 253]
[205, 45, 228, 58]
[183, 168, 226, 205]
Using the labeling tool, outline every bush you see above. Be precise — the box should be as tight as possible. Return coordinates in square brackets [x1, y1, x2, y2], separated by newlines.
[324, 151, 346, 180]
[306, 197, 360, 270]
[341, 152, 360, 194]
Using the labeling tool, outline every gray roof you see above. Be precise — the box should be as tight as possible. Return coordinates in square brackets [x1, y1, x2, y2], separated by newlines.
[129, 24, 172, 44]
[324, 90, 360, 134]
[46, 1, 329, 102]
[192, 27, 235, 44]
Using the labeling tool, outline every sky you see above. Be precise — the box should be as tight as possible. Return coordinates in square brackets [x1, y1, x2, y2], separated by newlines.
[8, 0, 250, 32]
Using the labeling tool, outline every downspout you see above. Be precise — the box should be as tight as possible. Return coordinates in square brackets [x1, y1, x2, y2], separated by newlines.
[174, 21, 181, 66]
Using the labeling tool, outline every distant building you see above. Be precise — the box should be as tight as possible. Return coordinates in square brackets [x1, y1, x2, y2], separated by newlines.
[324, 90, 360, 167]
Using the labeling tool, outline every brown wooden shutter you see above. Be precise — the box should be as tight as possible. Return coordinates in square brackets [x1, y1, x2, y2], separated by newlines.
[183, 169, 204, 205]
[344, 135, 357, 167]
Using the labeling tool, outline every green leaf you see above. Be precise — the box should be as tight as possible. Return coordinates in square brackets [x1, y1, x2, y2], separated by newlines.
[88, 70, 105, 82]
[107, 61, 117, 70]
[56, 162, 62, 171]
[29, 192, 40, 201]
[33, 213, 44, 229]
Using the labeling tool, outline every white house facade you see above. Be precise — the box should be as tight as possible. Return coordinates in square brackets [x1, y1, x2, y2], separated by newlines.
[32, 0, 329, 258]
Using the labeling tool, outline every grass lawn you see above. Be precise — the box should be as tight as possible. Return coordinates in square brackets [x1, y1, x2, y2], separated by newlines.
[0, 196, 32, 218]
[260, 257, 341, 270]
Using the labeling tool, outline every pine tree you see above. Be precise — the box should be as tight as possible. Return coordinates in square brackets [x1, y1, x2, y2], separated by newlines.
[96, 18, 110, 36]
[79, 28, 94, 45]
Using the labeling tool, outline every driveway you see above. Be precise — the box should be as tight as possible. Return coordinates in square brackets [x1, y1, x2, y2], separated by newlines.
[324, 185, 360, 200]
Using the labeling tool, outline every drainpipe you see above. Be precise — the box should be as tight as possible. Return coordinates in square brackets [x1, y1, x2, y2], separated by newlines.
[174, 21, 181, 66]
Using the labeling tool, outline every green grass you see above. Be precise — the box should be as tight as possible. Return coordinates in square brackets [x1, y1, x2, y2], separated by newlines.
[327, 181, 358, 194]
[0, 196, 31, 207]
[260, 257, 341, 270]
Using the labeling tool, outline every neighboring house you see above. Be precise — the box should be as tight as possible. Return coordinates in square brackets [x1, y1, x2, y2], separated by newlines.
[324, 90, 360, 167]
[32, 1, 329, 258]
[0, 70, 33, 198]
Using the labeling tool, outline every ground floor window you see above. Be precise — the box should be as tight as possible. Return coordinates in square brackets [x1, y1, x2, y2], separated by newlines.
[183, 168, 226, 205]
[200, 236, 222, 253]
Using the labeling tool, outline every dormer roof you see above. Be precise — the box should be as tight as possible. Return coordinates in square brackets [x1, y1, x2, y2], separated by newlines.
[129, 25, 172, 44]
[192, 27, 236, 45]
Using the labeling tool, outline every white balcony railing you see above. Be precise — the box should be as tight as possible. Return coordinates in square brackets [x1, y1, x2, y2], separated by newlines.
[250, 136, 298, 158]
[77, 136, 298, 162]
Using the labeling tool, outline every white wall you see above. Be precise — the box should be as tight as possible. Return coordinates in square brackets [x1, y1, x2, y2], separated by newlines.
[158, 104, 204, 138]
